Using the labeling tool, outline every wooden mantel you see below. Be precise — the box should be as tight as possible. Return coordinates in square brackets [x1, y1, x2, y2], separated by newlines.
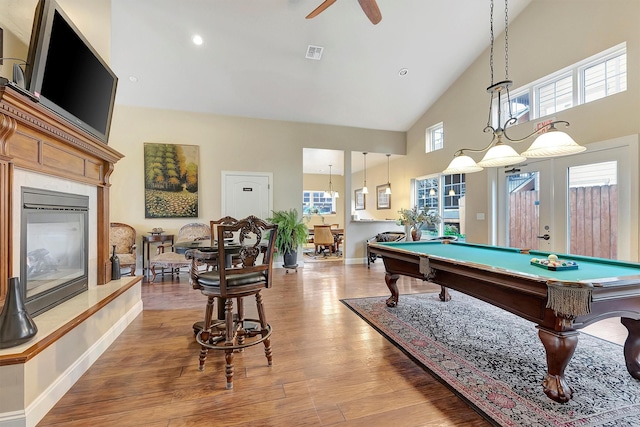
[0, 85, 124, 302]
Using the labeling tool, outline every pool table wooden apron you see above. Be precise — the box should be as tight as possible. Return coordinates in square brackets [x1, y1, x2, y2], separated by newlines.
[368, 240, 640, 403]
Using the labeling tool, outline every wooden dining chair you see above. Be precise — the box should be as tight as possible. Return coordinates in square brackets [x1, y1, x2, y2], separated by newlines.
[313, 224, 335, 256]
[191, 215, 278, 390]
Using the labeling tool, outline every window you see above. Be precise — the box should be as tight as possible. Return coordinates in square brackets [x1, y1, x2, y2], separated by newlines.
[302, 191, 336, 215]
[416, 177, 438, 211]
[501, 90, 530, 127]
[536, 74, 573, 117]
[425, 122, 444, 153]
[492, 43, 626, 127]
[582, 52, 627, 103]
[443, 174, 465, 210]
[415, 174, 466, 238]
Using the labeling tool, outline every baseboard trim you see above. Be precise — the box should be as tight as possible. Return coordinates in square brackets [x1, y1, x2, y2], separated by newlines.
[0, 280, 143, 427]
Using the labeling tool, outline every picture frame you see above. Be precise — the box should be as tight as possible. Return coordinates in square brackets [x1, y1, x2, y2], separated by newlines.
[144, 143, 199, 218]
[354, 188, 366, 210]
[377, 184, 391, 210]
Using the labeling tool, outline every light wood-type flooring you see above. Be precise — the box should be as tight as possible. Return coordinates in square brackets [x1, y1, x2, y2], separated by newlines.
[38, 261, 626, 426]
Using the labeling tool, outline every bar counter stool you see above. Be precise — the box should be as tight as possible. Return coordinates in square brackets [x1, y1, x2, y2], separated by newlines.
[190, 215, 278, 390]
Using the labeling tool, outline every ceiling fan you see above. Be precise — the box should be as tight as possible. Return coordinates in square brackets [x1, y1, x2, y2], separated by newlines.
[306, 0, 382, 25]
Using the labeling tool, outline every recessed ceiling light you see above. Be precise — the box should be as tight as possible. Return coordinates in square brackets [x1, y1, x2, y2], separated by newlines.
[128, 76, 138, 83]
[192, 35, 203, 46]
[398, 68, 408, 76]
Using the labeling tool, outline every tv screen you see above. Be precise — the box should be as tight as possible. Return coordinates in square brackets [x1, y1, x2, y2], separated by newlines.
[26, 0, 118, 144]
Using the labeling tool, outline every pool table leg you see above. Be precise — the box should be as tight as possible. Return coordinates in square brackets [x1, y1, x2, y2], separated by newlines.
[439, 286, 451, 302]
[621, 317, 640, 379]
[384, 273, 400, 307]
[537, 327, 579, 403]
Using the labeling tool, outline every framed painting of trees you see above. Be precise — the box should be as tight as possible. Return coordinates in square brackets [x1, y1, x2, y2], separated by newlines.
[144, 143, 199, 218]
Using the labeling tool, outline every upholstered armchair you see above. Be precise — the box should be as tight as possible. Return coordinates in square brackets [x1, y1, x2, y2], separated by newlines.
[109, 222, 137, 276]
[149, 222, 211, 283]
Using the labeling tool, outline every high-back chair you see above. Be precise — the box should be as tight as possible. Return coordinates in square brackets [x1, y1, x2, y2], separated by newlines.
[109, 222, 137, 276]
[191, 215, 277, 390]
[210, 216, 239, 267]
[177, 222, 212, 242]
[313, 224, 335, 256]
[148, 222, 211, 283]
[210, 216, 238, 243]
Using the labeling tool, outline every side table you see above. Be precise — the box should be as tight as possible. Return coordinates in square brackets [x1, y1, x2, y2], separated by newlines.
[142, 233, 174, 276]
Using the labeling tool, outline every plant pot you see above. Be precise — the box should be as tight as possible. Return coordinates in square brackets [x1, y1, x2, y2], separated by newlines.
[283, 250, 297, 267]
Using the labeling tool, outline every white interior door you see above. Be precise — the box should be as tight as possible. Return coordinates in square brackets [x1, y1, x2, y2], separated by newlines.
[497, 135, 637, 261]
[222, 171, 272, 220]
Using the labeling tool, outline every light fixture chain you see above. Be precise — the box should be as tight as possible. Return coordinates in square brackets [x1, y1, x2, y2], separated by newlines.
[489, 0, 494, 85]
[504, 0, 509, 80]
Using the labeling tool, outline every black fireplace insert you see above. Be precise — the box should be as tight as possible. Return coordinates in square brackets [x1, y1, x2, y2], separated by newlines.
[20, 187, 89, 316]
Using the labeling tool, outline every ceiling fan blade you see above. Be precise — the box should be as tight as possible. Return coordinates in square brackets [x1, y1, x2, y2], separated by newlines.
[306, 0, 337, 19]
[357, 0, 382, 24]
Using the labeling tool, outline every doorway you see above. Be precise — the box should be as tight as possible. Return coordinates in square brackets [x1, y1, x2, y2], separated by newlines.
[497, 135, 637, 261]
[221, 171, 272, 220]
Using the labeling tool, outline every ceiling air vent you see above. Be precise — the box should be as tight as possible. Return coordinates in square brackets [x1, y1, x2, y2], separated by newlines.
[305, 45, 324, 60]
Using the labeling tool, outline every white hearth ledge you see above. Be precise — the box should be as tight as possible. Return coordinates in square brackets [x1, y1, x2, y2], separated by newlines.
[0, 276, 143, 427]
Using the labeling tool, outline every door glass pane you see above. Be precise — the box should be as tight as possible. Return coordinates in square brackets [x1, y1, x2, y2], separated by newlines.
[568, 161, 618, 259]
[507, 172, 540, 249]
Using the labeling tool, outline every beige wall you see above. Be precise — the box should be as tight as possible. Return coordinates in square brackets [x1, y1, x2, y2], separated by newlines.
[351, 157, 401, 221]
[108, 105, 405, 265]
[3, 0, 639, 262]
[399, 0, 640, 245]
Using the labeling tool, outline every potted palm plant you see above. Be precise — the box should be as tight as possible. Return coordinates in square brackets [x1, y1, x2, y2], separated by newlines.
[268, 208, 309, 267]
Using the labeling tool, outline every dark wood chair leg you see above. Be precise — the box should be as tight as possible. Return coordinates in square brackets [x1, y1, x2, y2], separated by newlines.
[224, 298, 235, 389]
[256, 291, 272, 366]
[198, 296, 215, 371]
[237, 297, 245, 349]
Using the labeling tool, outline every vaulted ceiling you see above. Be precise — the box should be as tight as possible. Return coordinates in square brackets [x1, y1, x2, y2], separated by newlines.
[1, 0, 532, 173]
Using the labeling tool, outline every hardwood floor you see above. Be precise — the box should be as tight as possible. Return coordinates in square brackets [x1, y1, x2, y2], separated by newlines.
[37, 262, 625, 426]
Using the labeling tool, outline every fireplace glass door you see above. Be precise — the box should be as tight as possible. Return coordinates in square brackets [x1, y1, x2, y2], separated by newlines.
[21, 187, 89, 316]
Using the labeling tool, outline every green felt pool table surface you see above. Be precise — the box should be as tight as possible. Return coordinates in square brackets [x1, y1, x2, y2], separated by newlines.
[375, 240, 640, 285]
[368, 239, 640, 403]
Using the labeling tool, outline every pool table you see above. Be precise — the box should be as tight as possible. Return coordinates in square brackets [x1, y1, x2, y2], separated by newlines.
[367, 240, 640, 403]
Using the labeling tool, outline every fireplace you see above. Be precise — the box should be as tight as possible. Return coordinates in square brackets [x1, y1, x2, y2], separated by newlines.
[20, 187, 89, 316]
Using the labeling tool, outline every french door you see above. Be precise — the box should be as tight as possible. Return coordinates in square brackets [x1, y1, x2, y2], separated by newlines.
[497, 135, 637, 261]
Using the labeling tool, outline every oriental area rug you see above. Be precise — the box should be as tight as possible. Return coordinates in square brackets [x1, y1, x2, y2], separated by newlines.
[342, 291, 640, 426]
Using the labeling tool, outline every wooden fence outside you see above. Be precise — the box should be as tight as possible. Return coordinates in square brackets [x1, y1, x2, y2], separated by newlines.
[509, 185, 618, 259]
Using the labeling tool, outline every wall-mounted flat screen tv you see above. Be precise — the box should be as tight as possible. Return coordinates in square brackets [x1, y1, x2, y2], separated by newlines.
[26, 0, 118, 144]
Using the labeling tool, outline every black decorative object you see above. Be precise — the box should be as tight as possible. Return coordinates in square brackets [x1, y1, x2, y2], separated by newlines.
[0, 277, 38, 349]
[110, 245, 121, 280]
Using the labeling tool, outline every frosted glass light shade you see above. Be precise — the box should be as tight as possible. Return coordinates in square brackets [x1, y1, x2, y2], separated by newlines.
[362, 186, 369, 194]
[334, 191, 339, 198]
[521, 130, 586, 158]
[443, 154, 483, 174]
[477, 144, 527, 167]
[385, 186, 392, 195]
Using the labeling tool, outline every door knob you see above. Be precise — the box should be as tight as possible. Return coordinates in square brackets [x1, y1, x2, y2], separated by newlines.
[537, 234, 550, 240]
